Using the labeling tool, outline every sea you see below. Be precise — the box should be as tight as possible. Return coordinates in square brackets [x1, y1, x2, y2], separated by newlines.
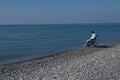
[0, 23, 120, 64]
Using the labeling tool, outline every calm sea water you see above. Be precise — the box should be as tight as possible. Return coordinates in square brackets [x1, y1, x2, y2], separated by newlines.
[0, 23, 120, 64]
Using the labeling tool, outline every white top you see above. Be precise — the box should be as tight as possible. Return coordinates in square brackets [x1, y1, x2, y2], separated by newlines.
[90, 33, 96, 40]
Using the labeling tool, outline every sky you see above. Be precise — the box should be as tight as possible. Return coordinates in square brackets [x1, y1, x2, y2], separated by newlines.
[0, 0, 120, 24]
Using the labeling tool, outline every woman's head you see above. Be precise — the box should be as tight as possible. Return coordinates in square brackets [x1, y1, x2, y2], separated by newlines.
[91, 31, 95, 33]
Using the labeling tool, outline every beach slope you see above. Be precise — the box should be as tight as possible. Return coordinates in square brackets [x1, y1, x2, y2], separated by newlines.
[0, 41, 120, 80]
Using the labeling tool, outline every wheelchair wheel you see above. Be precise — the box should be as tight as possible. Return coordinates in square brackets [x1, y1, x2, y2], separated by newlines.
[90, 41, 98, 47]
[94, 41, 98, 47]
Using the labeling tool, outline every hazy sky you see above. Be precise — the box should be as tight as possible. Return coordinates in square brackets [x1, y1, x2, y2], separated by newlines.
[0, 0, 120, 24]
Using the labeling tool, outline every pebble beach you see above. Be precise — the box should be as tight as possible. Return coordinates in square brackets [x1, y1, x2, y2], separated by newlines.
[0, 41, 120, 80]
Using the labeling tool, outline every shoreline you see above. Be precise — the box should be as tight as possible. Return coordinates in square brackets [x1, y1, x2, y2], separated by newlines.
[1, 40, 120, 66]
[0, 40, 120, 80]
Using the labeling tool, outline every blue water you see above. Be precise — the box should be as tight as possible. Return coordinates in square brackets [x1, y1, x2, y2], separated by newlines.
[0, 23, 120, 64]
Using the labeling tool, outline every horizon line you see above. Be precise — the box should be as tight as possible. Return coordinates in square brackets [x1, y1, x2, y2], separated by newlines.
[0, 22, 120, 26]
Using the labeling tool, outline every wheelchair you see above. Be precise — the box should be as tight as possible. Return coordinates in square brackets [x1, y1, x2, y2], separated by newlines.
[86, 37, 98, 47]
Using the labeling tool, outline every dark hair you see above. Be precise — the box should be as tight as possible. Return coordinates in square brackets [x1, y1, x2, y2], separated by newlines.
[91, 31, 95, 33]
